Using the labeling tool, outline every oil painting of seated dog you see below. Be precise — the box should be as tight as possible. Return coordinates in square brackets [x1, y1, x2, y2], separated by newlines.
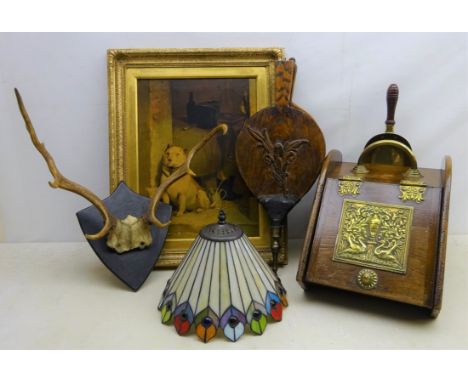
[161, 144, 213, 216]
[137, 77, 261, 239]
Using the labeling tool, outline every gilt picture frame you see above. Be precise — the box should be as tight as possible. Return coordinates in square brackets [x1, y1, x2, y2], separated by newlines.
[107, 48, 288, 268]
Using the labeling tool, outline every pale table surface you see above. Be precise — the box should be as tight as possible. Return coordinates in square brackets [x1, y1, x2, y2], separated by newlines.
[0, 237, 467, 349]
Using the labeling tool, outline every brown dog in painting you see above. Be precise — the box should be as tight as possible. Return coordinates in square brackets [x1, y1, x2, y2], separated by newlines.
[161, 145, 212, 216]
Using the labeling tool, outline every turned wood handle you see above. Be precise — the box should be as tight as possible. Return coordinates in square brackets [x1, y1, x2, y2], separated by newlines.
[275, 58, 297, 107]
[385, 83, 399, 132]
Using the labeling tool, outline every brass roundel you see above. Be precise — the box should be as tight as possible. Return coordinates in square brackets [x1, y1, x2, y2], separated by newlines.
[357, 269, 378, 289]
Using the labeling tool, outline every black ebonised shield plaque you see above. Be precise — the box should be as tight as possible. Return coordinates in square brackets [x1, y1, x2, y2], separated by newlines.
[76, 182, 172, 291]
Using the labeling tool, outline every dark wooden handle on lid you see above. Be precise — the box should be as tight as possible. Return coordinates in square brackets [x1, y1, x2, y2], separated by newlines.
[385, 83, 399, 132]
[275, 58, 297, 107]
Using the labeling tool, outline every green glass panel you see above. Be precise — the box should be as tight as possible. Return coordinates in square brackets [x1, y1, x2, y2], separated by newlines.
[250, 315, 267, 335]
[161, 305, 172, 324]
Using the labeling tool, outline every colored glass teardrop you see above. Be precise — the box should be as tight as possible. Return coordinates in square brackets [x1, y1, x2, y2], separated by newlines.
[161, 304, 172, 324]
[270, 300, 283, 321]
[265, 292, 281, 315]
[196, 323, 217, 343]
[174, 314, 191, 335]
[250, 314, 267, 335]
[280, 293, 288, 307]
[223, 322, 244, 342]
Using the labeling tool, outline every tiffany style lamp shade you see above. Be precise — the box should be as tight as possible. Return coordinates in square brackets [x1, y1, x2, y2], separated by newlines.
[158, 210, 288, 342]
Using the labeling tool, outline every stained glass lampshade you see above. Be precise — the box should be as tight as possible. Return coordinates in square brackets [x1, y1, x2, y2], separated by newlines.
[158, 210, 288, 342]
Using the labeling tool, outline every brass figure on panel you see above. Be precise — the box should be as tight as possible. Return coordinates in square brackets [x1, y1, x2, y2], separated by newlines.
[333, 199, 413, 274]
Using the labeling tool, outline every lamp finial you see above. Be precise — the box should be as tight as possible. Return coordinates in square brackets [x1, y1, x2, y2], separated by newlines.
[218, 209, 226, 224]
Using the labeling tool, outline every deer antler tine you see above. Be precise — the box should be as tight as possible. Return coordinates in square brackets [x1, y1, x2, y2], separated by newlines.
[146, 124, 228, 228]
[15, 89, 115, 240]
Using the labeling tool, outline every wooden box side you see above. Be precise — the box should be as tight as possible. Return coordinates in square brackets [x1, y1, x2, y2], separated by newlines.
[296, 150, 342, 288]
[431, 156, 452, 317]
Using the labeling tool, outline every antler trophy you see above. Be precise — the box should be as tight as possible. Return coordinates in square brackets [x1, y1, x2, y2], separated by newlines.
[15, 89, 228, 290]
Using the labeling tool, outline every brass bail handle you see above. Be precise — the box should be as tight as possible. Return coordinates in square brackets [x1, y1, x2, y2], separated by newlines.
[385, 84, 399, 133]
[274, 58, 297, 107]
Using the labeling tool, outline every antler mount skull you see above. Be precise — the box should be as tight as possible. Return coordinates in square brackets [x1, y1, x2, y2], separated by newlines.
[15, 89, 228, 254]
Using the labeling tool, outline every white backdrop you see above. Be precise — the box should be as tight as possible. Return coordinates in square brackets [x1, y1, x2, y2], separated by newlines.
[0, 33, 466, 242]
